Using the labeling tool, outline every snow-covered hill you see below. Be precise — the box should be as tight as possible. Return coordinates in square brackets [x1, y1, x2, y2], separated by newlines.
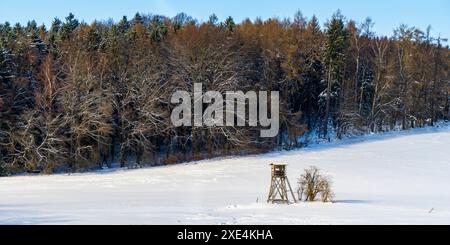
[1, 125, 450, 224]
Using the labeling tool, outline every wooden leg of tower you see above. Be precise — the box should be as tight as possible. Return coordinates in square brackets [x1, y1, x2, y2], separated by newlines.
[283, 178, 289, 204]
[279, 177, 285, 203]
[286, 177, 297, 203]
[279, 178, 284, 202]
[267, 177, 274, 203]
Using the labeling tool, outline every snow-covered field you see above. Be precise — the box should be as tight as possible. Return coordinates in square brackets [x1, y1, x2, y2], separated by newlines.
[1, 125, 450, 225]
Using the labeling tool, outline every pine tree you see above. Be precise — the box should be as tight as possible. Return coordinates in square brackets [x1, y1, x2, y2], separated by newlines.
[302, 15, 324, 128]
[322, 10, 348, 138]
[223, 16, 236, 32]
[148, 16, 168, 43]
[61, 13, 79, 40]
[208, 14, 219, 26]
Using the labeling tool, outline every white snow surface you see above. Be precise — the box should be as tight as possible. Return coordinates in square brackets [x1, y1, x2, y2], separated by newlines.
[1, 125, 450, 224]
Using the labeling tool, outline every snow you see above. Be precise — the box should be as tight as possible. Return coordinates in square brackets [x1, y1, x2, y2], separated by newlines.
[1, 124, 450, 224]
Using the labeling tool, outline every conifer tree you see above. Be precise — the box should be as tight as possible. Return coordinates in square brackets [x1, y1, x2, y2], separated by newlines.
[322, 10, 348, 138]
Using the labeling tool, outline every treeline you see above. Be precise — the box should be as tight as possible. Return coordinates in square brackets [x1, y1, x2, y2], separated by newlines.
[0, 11, 449, 175]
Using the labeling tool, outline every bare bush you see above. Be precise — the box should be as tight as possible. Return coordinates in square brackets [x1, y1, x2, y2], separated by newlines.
[297, 166, 334, 202]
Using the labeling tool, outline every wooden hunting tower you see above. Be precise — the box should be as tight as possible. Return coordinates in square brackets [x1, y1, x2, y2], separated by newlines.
[267, 163, 297, 204]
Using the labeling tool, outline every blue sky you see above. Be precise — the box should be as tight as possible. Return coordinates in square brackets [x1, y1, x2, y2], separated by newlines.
[1, 0, 449, 38]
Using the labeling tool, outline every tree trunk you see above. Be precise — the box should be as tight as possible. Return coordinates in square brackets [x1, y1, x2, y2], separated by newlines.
[323, 63, 332, 139]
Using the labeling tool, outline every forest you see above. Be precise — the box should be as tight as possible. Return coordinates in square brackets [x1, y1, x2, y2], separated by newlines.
[0, 11, 449, 175]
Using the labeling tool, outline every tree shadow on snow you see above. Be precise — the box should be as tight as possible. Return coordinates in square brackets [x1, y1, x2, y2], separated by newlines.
[333, 200, 373, 204]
